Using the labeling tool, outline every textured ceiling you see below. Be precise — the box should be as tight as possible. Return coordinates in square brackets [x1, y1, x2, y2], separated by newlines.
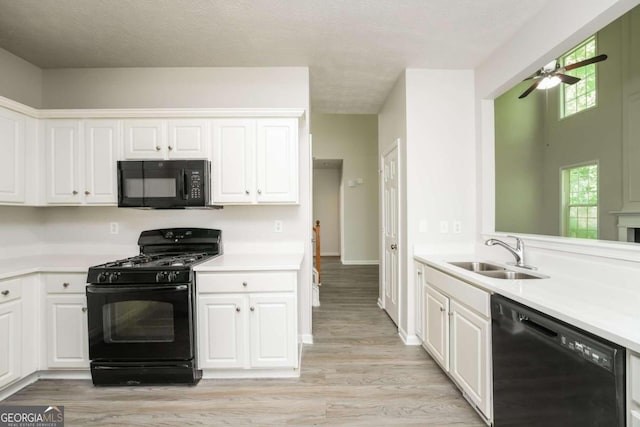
[0, 0, 550, 113]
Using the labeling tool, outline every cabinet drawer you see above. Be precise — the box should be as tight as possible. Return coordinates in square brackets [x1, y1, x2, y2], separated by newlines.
[197, 272, 296, 293]
[424, 266, 490, 317]
[45, 273, 87, 294]
[0, 277, 22, 304]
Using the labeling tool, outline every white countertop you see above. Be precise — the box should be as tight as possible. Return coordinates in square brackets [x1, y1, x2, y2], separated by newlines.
[194, 253, 304, 272]
[0, 254, 122, 280]
[415, 253, 640, 353]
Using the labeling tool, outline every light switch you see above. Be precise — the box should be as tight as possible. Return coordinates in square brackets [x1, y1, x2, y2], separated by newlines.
[440, 221, 449, 233]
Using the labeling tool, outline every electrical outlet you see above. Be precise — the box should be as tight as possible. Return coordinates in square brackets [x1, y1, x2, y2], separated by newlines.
[453, 221, 462, 234]
[110, 222, 119, 235]
[274, 220, 283, 233]
[439, 221, 449, 233]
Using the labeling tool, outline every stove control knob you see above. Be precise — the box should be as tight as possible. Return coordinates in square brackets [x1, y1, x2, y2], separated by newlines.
[155, 271, 167, 282]
[97, 272, 108, 283]
[108, 272, 121, 283]
[167, 272, 179, 282]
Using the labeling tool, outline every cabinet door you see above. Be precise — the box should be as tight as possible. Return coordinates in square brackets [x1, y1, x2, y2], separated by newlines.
[0, 108, 25, 203]
[167, 119, 209, 159]
[248, 293, 297, 368]
[84, 120, 120, 204]
[45, 120, 82, 204]
[198, 295, 247, 369]
[211, 119, 255, 203]
[123, 119, 166, 159]
[450, 299, 490, 417]
[255, 119, 298, 203]
[0, 300, 22, 389]
[415, 264, 424, 341]
[424, 284, 449, 370]
[46, 294, 89, 368]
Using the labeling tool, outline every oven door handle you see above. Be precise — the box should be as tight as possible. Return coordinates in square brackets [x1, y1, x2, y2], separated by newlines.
[86, 284, 188, 294]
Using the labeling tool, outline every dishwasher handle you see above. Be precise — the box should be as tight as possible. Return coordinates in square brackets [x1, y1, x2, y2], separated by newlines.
[520, 316, 558, 338]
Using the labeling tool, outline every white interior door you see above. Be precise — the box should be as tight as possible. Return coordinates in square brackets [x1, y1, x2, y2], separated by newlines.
[382, 143, 400, 325]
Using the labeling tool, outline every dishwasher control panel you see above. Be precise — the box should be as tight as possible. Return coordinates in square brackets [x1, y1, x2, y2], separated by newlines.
[560, 334, 613, 371]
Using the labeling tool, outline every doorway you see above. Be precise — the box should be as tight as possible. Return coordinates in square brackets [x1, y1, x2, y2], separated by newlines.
[312, 159, 343, 258]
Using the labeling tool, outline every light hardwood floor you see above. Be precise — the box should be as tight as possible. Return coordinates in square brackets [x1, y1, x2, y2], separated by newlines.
[4, 257, 484, 426]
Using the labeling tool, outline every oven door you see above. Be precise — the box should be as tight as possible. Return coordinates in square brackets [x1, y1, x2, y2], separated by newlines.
[86, 284, 194, 361]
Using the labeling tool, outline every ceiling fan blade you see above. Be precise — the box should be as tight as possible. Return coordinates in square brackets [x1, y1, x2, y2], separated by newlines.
[518, 80, 541, 99]
[556, 73, 580, 85]
[564, 54, 608, 71]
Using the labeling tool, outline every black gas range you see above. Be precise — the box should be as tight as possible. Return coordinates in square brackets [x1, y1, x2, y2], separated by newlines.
[86, 228, 221, 386]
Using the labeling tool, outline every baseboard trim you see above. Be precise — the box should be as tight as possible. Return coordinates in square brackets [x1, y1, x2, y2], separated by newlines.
[300, 333, 314, 345]
[377, 298, 384, 309]
[320, 251, 340, 256]
[0, 373, 39, 401]
[341, 260, 380, 265]
[399, 328, 421, 346]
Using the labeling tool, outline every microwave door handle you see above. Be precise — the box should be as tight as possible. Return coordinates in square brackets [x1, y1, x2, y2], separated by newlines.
[87, 285, 188, 293]
[181, 170, 188, 200]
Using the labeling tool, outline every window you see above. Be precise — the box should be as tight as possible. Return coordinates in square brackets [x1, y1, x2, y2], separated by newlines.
[562, 163, 598, 239]
[561, 36, 598, 118]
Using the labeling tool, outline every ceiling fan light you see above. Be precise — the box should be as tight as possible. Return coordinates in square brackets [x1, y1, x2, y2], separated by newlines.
[537, 75, 562, 90]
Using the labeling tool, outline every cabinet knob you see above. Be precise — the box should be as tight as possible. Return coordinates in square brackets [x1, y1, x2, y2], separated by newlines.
[168, 146, 173, 151]
[439, 307, 445, 312]
[448, 312, 453, 317]
[155, 146, 161, 151]
[63, 282, 70, 288]
[390, 244, 397, 250]
[242, 281, 248, 287]
[250, 307, 255, 312]
[1, 290, 8, 296]
[417, 271, 422, 275]
[72, 190, 78, 195]
[236, 307, 241, 312]
[257, 189, 262, 194]
[82, 307, 88, 312]
[245, 190, 250, 195]
[85, 191, 90, 195]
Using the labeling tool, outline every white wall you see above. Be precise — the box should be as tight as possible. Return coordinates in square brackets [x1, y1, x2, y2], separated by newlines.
[0, 47, 42, 108]
[312, 168, 341, 256]
[42, 67, 308, 109]
[0, 207, 44, 258]
[311, 114, 379, 263]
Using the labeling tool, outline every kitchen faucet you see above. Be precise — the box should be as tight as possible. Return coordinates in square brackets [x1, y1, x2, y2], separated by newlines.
[485, 236, 535, 270]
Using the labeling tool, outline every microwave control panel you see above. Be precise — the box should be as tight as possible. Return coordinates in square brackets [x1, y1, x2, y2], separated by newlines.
[188, 170, 203, 200]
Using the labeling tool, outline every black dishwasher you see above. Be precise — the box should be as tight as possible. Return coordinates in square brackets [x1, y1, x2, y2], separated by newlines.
[491, 294, 625, 427]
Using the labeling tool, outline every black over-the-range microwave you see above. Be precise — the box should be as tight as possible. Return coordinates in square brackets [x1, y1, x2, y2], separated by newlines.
[117, 160, 214, 209]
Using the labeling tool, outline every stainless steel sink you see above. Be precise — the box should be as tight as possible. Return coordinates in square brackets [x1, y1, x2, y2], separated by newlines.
[476, 270, 543, 280]
[449, 261, 506, 272]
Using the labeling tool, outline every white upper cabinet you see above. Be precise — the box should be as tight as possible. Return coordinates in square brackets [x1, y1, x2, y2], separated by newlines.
[45, 120, 82, 204]
[123, 119, 209, 160]
[168, 119, 210, 159]
[212, 118, 299, 204]
[123, 119, 167, 159]
[212, 119, 255, 203]
[45, 119, 121, 205]
[84, 120, 120, 204]
[255, 119, 298, 203]
[0, 108, 25, 203]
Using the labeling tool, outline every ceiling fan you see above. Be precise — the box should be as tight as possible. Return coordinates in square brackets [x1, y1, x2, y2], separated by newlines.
[518, 53, 608, 99]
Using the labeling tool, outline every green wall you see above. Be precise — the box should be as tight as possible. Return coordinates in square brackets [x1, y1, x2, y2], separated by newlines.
[494, 8, 639, 241]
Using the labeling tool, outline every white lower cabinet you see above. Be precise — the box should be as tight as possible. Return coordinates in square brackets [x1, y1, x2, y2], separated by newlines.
[419, 264, 492, 421]
[45, 273, 89, 369]
[197, 271, 298, 372]
[0, 277, 22, 389]
[414, 263, 424, 341]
